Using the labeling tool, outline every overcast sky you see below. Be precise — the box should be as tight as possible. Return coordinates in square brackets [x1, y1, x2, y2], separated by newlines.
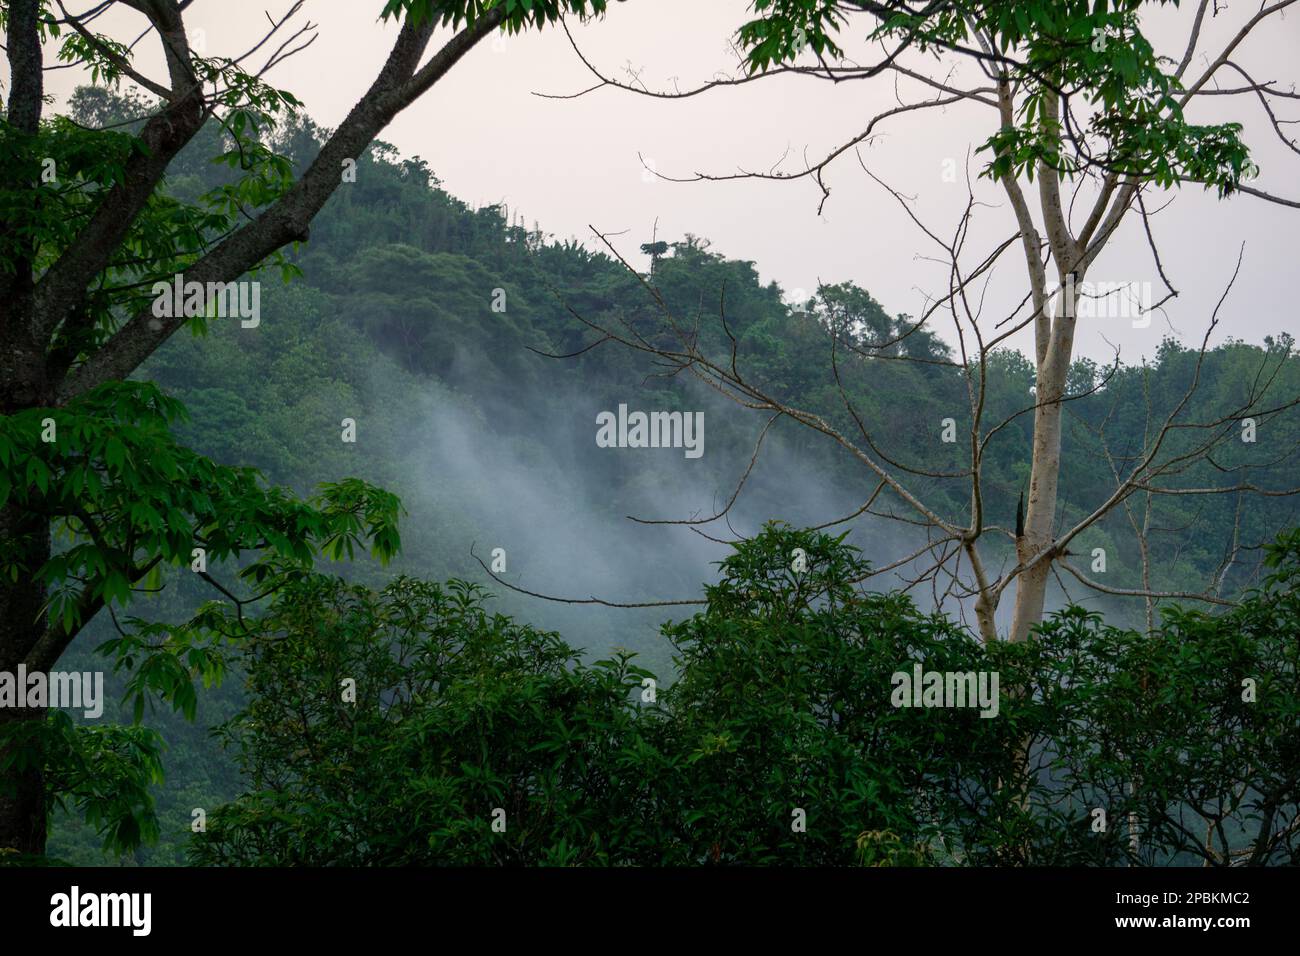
[41, 0, 1300, 363]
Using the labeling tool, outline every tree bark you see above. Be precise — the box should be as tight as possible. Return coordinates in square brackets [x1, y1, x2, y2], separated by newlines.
[0, 503, 51, 855]
[1008, 273, 1081, 643]
[1003, 91, 1081, 645]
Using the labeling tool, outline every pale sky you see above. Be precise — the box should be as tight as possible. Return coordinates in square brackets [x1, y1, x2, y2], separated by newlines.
[38, 0, 1300, 363]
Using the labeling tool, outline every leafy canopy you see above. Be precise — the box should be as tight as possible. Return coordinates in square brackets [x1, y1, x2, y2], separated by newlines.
[191, 522, 1300, 866]
[0, 382, 401, 854]
[737, 0, 1252, 191]
[381, 0, 608, 32]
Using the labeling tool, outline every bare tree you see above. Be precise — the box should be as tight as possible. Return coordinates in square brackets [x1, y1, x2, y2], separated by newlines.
[516, 0, 1300, 643]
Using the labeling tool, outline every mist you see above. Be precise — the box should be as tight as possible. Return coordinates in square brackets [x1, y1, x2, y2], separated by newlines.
[381, 336, 1031, 673]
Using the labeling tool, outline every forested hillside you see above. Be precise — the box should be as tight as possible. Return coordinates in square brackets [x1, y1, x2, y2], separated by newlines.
[41, 86, 1300, 865]
[77, 84, 1300, 595]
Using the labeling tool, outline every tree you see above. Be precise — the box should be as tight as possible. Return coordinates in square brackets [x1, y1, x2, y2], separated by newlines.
[0, 0, 611, 856]
[639, 239, 668, 275]
[550, 0, 1300, 643]
[192, 523, 1300, 865]
[190, 574, 660, 866]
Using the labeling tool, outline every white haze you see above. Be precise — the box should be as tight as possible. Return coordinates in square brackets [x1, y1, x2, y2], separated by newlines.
[376, 343, 1073, 669]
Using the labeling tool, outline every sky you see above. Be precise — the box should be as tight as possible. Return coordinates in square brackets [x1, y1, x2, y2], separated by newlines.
[39, 0, 1300, 364]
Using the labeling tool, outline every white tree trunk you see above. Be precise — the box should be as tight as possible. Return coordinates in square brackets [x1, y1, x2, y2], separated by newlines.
[1010, 273, 1082, 643]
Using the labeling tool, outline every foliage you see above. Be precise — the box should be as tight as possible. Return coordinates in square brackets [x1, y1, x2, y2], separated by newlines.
[0, 18, 304, 367]
[192, 522, 1300, 865]
[654, 524, 970, 864]
[190, 575, 660, 865]
[382, 0, 607, 33]
[737, 1, 1253, 190]
[0, 712, 163, 863]
[0, 381, 401, 853]
[26, 86, 1300, 863]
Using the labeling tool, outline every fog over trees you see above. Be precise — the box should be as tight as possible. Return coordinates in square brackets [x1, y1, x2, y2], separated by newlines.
[1, 0, 1298, 884]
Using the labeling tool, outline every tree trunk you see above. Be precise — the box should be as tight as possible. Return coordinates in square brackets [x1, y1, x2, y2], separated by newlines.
[1009, 275, 1081, 643]
[0, 502, 51, 855]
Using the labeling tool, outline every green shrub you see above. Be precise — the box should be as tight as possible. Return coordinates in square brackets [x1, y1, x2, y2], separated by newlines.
[192, 525, 1300, 866]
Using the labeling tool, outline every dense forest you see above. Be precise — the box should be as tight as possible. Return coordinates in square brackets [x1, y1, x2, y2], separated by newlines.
[2, 0, 1298, 882]
[31, 86, 1300, 866]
